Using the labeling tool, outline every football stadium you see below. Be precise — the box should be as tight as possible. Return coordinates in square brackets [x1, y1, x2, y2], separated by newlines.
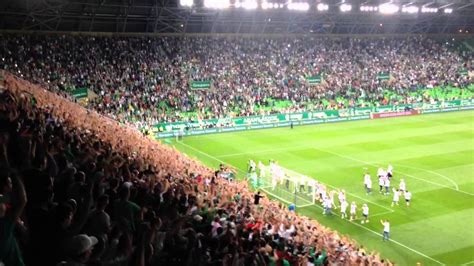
[0, 0, 473, 265]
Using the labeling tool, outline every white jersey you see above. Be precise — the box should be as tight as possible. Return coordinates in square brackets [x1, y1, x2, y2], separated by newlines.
[258, 162, 265, 177]
[383, 221, 390, 232]
[250, 160, 256, 169]
[404, 191, 412, 200]
[324, 198, 332, 208]
[387, 165, 393, 174]
[364, 174, 371, 185]
[392, 189, 400, 201]
[338, 191, 346, 203]
[377, 168, 384, 177]
[350, 203, 357, 214]
[366, 178, 372, 189]
[341, 201, 348, 213]
[399, 180, 406, 191]
[320, 189, 327, 200]
[379, 176, 385, 186]
[384, 178, 390, 187]
[362, 205, 369, 216]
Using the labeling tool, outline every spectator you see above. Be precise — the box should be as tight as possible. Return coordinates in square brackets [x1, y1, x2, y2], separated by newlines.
[0, 70, 396, 265]
[58, 234, 98, 266]
[254, 191, 264, 205]
[0, 168, 27, 266]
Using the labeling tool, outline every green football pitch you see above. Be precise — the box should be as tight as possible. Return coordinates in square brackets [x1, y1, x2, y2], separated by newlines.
[170, 110, 474, 265]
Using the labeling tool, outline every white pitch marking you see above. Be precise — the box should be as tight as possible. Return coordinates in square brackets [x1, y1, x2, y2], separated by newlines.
[281, 166, 394, 212]
[217, 145, 473, 196]
[175, 141, 445, 265]
[311, 147, 474, 197]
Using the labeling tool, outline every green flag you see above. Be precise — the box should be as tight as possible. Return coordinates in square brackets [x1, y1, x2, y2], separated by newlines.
[72, 88, 88, 99]
[190, 80, 212, 90]
[377, 72, 390, 80]
[306, 74, 322, 85]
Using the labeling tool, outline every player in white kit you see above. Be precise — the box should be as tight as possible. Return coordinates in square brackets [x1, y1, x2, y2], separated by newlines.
[364, 173, 372, 195]
[340, 200, 349, 219]
[384, 178, 391, 195]
[350, 202, 357, 221]
[399, 179, 406, 192]
[391, 188, 400, 207]
[404, 190, 412, 206]
[361, 204, 369, 224]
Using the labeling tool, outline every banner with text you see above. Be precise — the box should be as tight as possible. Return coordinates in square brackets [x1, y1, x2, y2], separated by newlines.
[190, 80, 212, 90]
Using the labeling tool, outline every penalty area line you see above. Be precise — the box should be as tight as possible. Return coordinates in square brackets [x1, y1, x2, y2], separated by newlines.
[175, 141, 247, 174]
[311, 147, 474, 197]
[311, 203, 445, 265]
[176, 141, 443, 265]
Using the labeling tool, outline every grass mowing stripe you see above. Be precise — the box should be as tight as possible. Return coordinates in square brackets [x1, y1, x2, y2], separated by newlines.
[306, 193, 445, 265]
[311, 147, 474, 196]
[215, 144, 472, 196]
[176, 140, 247, 174]
[280, 166, 394, 212]
[175, 139, 445, 265]
[172, 111, 474, 264]
[373, 162, 459, 190]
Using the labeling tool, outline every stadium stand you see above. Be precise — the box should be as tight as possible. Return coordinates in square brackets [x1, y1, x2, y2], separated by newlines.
[0, 70, 395, 265]
[0, 34, 472, 132]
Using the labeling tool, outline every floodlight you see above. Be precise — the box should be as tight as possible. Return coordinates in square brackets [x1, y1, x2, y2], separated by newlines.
[239, 0, 257, 9]
[180, 0, 193, 7]
[444, 8, 453, 13]
[421, 6, 438, 13]
[317, 3, 329, 11]
[288, 2, 310, 11]
[204, 0, 230, 9]
[340, 3, 352, 12]
[379, 3, 399, 14]
[401, 5, 419, 13]
[262, 1, 269, 9]
[360, 5, 377, 12]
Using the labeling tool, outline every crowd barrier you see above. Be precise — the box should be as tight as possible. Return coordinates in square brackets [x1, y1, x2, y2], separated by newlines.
[155, 99, 474, 138]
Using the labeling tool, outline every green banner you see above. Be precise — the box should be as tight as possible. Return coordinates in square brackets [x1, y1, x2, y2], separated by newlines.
[72, 88, 88, 99]
[190, 80, 212, 90]
[306, 75, 322, 85]
[377, 72, 390, 80]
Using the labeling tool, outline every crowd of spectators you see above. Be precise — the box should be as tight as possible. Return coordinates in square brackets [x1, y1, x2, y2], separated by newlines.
[0, 71, 394, 265]
[0, 34, 472, 129]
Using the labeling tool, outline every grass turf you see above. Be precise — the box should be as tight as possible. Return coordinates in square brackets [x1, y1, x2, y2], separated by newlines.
[169, 110, 474, 265]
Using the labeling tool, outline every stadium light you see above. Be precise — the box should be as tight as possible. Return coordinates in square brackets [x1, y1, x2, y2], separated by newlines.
[444, 8, 453, 13]
[379, 3, 399, 14]
[421, 6, 438, 13]
[263, 1, 283, 9]
[262, 1, 278, 9]
[288, 1, 310, 11]
[235, 0, 257, 9]
[401, 5, 419, 14]
[204, 0, 230, 9]
[179, 0, 193, 7]
[340, 3, 352, 12]
[360, 5, 378, 12]
[317, 3, 329, 11]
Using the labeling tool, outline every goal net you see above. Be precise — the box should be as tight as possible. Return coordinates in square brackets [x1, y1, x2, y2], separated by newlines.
[249, 162, 316, 208]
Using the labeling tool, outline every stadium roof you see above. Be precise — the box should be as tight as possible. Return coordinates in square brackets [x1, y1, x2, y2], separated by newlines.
[0, 0, 473, 34]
